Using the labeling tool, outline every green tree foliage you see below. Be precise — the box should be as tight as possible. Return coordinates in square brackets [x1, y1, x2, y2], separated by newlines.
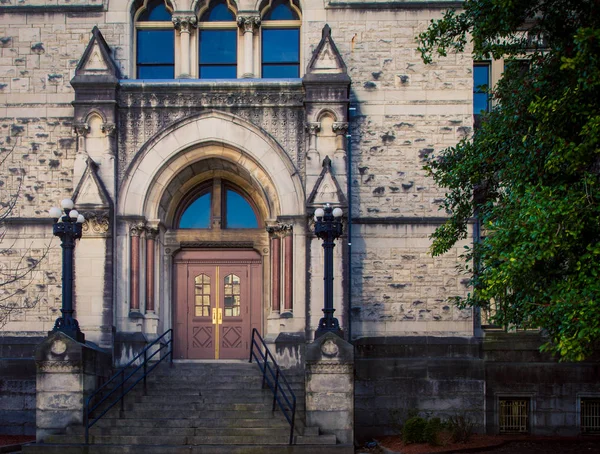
[417, 0, 600, 361]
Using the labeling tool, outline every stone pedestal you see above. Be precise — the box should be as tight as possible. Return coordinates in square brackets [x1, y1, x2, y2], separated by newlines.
[35, 332, 111, 442]
[305, 332, 354, 444]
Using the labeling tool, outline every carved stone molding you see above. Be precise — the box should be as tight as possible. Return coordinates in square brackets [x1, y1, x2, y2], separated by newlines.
[117, 90, 304, 109]
[146, 227, 159, 240]
[36, 361, 83, 373]
[237, 15, 261, 33]
[266, 223, 293, 238]
[332, 122, 349, 134]
[306, 122, 321, 135]
[307, 363, 353, 374]
[130, 223, 146, 237]
[172, 16, 198, 32]
[101, 122, 116, 136]
[82, 211, 110, 235]
[73, 123, 90, 136]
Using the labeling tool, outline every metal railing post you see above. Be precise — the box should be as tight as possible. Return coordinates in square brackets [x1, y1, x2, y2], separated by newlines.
[143, 349, 148, 395]
[84, 400, 89, 444]
[120, 370, 125, 414]
[272, 368, 279, 412]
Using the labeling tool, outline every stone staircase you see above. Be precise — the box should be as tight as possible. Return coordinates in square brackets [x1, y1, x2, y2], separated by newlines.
[23, 361, 353, 453]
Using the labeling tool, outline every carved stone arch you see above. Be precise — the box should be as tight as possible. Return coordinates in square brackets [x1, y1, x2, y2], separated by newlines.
[257, 0, 301, 18]
[84, 109, 107, 125]
[193, 0, 238, 17]
[118, 110, 305, 220]
[316, 108, 338, 123]
[131, 0, 176, 20]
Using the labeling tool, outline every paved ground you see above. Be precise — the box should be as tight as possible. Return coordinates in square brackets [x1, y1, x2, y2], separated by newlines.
[465, 440, 600, 453]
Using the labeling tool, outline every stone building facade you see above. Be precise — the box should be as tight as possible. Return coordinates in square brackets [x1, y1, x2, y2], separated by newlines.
[0, 0, 598, 441]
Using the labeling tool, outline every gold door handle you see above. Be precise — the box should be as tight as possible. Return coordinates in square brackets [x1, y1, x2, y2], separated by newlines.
[218, 308, 223, 325]
[212, 308, 217, 325]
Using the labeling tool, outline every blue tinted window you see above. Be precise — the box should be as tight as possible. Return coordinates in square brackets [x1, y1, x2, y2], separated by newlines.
[139, 0, 172, 21]
[202, 2, 235, 21]
[137, 29, 174, 78]
[263, 0, 299, 20]
[226, 190, 258, 228]
[262, 29, 299, 78]
[138, 65, 175, 79]
[262, 64, 298, 78]
[473, 64, 489, 114]
[179, 193, 211, 228]
[262, 29, 299, 63]
[200, 65, 237, 78]
[199, 30, 237, 78]
[137, 30, 174, 63]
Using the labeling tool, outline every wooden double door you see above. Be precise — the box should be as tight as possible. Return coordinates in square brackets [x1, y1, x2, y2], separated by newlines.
[173, 250, 262, 360]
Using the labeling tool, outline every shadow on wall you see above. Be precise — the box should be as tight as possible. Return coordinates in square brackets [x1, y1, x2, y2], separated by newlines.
[0, 337, 45, 436]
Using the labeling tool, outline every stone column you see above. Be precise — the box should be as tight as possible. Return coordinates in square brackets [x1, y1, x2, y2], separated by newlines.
[306, 122, 320, 154]
[271, 236, 281, 312]
[35, 332, 111, 442]
[129, 224, 143, 316]
[284, 231, 293, 311]
[237, 15, 260, 78]
[73, 123, 90, 187]
[145, 228, 158, 313]
[305, 332, 354, 445]
[173, 16, 197, 78]
[332, 121, 349, 178]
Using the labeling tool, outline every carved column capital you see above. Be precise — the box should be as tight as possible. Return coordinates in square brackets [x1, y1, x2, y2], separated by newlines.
[305, 122, 321, 135]
[237, 15, 261, 33]
[266, 223, 293, 238]
[173, 15, 198, 32]
[101, 122, 116, 136]
[146, 227, 159, 240]
[73, 123, 90, 137]
[130, 223, 146, 237]
[332, 122, 349, 134]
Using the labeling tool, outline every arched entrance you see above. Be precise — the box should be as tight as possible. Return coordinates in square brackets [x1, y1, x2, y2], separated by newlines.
[116, 111, 306, 360]
[170, 175, 267, 360]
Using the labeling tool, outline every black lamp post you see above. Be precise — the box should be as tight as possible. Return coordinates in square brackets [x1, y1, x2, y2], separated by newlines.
[313, 203, 344, 339]
[48, 199, 86, 343]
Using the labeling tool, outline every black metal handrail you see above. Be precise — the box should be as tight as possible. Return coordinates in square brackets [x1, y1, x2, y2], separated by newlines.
[84, 329, 173, 444]
[249, 328, 297, 445]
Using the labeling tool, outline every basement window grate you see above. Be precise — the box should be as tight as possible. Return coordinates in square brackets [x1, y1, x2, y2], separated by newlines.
[581, 398, 600, 434]
[499, 398, 530, 433]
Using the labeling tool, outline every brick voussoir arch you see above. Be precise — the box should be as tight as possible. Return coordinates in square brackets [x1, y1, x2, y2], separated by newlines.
[118, 109, 305, 219]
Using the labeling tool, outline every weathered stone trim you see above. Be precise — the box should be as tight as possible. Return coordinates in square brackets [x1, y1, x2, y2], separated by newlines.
[325, 1, 462, 9]
[2, 218, 54, 225]
[0, 5, 105, 13]
[352, 216, 476, 225]
[307, 363, 353, 374]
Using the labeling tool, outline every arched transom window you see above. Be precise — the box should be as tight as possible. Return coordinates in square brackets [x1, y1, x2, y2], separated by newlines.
[176, 180, 260, 229]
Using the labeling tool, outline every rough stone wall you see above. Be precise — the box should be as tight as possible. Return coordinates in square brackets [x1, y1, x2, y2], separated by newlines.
[0, 336, 44, 436]
[484, 332, 600, 436]
[354, 337, 485, 441]
[304, 7, 474, 337]
[351, 224, 473, 338]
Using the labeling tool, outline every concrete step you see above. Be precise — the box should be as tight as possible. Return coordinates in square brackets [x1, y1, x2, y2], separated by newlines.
[48, 434, 295, 445]
[86, 417, 293, 430]
[23, 443, 354, 454]
[106, 409, 292, 420]
[73, 426, 294, 438]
